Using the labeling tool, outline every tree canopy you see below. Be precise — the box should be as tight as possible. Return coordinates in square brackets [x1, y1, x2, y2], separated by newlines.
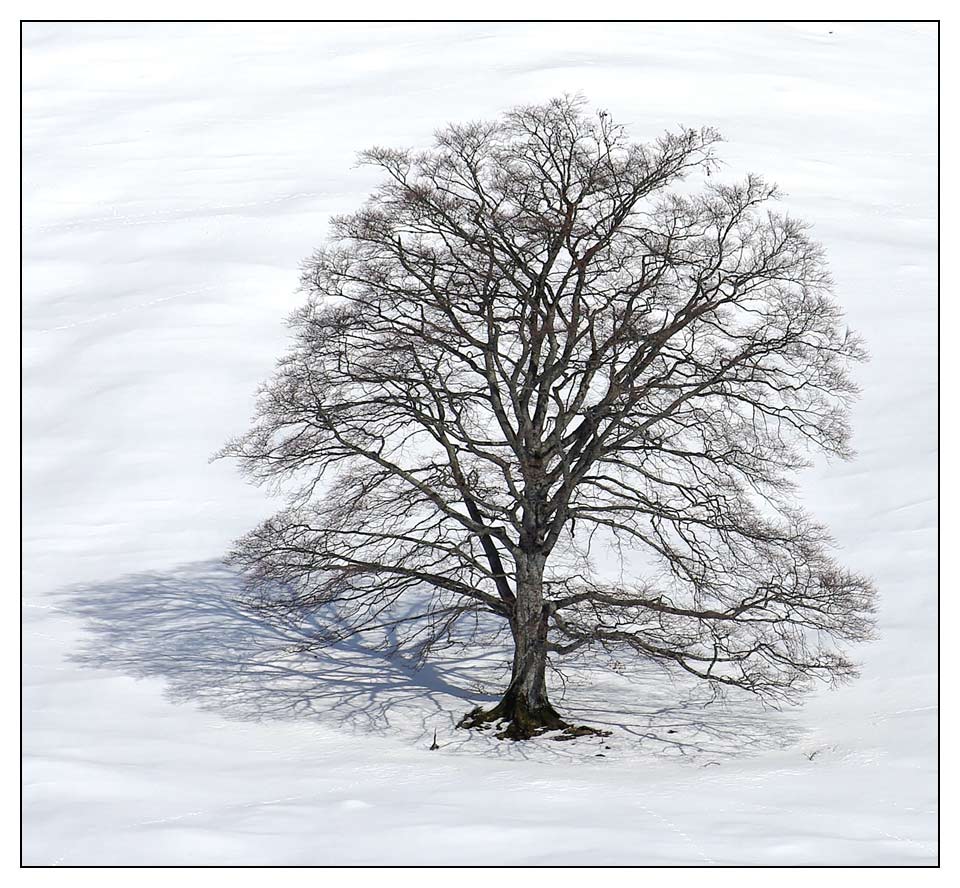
[221, 97, 875, 739]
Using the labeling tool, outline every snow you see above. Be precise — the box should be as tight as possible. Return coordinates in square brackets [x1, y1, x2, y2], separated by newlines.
[22, 22, 937, 865]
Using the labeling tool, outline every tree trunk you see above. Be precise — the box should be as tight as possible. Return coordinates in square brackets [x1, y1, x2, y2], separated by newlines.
[476, 552, 563, 738]
[459, 552, 593, 740]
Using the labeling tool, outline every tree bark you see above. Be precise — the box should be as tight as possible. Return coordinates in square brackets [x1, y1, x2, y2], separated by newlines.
[492, 552, 564, 737]
[459, 552, 581, 739]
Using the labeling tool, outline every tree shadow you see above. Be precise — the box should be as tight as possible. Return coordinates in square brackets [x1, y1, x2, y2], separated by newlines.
[57, 560, 804, 761]
[58, 560, 499, 735]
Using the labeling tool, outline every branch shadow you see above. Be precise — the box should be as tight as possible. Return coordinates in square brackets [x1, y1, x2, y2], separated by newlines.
[556, 675, 804, 761]
[56, 559, 804, 761]
[57, 560, 499, 740]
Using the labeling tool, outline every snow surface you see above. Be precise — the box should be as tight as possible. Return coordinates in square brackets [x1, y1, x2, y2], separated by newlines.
[22, 22, 937, 865]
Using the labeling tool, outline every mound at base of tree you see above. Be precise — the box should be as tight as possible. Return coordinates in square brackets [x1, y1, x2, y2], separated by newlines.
[457, 701, 612, 742]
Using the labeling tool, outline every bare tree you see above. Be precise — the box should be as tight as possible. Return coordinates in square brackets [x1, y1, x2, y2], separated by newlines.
[219, 97, 876, 740]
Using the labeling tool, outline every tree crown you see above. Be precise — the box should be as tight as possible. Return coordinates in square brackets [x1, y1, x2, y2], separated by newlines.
[221, 97, 875, 706]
